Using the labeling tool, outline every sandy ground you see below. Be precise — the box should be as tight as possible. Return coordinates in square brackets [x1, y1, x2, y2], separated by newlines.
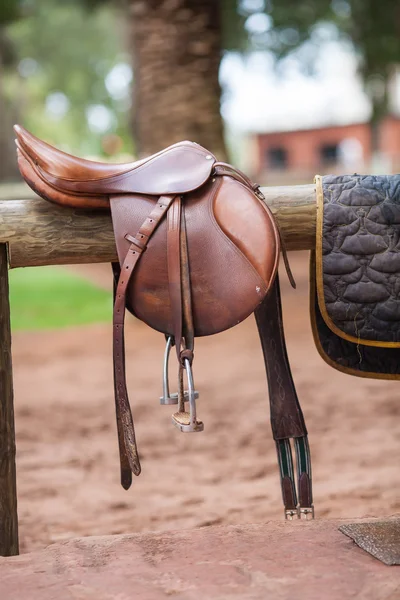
[11, 252, 400, 553]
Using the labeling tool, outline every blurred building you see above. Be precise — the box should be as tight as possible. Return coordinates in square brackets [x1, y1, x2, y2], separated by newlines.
[253, 116, 400, 184]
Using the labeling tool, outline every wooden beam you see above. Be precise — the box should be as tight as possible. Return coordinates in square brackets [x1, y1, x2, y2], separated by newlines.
[0, 199, 116, 268]
[0, 244, 19, 556]
[0, 184, 316, 268]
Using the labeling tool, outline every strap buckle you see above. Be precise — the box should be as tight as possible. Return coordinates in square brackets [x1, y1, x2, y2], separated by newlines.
[253, 185, 265, 201]
[285, 509, 298, 521]
[298, 506, 315, 520]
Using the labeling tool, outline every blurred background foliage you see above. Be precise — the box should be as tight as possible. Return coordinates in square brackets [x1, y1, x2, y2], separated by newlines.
[1, 0, 132, 163]
[0, 0, 399, 175]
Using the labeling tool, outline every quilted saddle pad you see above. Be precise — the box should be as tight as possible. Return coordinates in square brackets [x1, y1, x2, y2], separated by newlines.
[311, 173, 400, 379]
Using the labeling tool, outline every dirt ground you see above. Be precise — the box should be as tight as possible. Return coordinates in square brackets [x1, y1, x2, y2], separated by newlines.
[12, 251, 400, 553]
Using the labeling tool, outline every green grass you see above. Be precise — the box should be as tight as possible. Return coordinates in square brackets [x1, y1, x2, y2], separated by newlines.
[9, 266, 112, 331]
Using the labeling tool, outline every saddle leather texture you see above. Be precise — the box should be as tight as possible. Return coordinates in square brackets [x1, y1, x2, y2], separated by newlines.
[14, 125, 313, 520]
[311, 174, 400, 379]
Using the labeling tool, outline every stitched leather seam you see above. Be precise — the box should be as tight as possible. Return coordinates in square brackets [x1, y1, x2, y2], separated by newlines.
[208, 177, 278, 293]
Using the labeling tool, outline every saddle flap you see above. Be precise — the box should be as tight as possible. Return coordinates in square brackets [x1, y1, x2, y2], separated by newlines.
[110, 176, 279, 338]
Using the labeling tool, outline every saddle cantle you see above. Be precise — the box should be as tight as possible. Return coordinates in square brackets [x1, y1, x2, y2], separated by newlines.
[15, 125, 313, 519]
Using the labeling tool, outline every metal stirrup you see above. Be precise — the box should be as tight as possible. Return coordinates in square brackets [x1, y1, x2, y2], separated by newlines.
[172, 358, 203, 432]
[160, 336, 199, 405]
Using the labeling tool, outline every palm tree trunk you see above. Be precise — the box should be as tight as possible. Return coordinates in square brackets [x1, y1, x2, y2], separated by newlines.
[129, 0, 227, 160]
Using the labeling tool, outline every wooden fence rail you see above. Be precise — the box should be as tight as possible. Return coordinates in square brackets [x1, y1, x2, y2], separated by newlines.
[0, 184, 316, 268]
[0, 183, 317, 556]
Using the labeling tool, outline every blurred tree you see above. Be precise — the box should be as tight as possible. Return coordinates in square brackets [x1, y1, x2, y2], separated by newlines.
[232, 0, 400, 149]
[0, 1, 21, 180]
[0, 0, 134, 182]
[3, 0, 397, 177]
[129, 0, 227, 158]
[7, 0, 133, 156]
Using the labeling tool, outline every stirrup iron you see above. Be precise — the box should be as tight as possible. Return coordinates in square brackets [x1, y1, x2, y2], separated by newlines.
[160, 336, 199, 405]
[172, 358, 203, 432]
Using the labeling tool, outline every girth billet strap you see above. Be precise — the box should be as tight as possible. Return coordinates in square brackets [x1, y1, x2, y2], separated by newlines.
[255, 275, 313, 519]
[113, 194, 176, 489]
[166, 196, 202, 432]
[167, 196, 185, 363]
[167, 196, 195, 365]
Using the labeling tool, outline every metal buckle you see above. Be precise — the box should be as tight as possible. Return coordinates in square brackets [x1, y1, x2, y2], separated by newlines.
[172, 358, 203, 433]
[298, 506, 315, 520]
[160, 337, 199, 405]
[285, 509, 298, 521]
[253, 185, 265, 201]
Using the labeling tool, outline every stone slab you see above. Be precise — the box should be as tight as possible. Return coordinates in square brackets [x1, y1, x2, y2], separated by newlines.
[0, 519, 399, 600]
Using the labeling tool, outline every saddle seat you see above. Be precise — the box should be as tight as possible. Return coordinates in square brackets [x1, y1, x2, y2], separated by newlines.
[14, 125, 216, 208]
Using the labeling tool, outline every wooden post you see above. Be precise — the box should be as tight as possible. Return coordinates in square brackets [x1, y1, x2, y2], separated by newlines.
[0, 243, 18, 556]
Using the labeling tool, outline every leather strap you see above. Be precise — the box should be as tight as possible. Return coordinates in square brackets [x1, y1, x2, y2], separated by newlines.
[255, 275, 307, 440]
[255, 275, 312, 516]
[112, 262, 133, 490]
[167, 197, 184, 363]
[214, 162, 257, 191]
[180, 205, 194, 362]
[113, 194, 176, 488]
[167, 197, 195, 366]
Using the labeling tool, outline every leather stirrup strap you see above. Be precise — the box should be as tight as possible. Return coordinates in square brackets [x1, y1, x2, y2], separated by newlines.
[113, 194, 176, 489]
[167, 197, 195, 365]
[167, 196, 184, 362]
[112, 261, 133, 490]
[254, 275, 313, 518]
[180, 204, 194, 362]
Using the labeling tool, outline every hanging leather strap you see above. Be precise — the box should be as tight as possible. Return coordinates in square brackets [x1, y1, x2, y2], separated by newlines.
[255, 275, 312, 517]
[167, 196, 184, 363]
[167, 197, 195, 366]
[112, 262, 134, 490]
[180, 206, 194, 363]
[113, 194, 176, 489]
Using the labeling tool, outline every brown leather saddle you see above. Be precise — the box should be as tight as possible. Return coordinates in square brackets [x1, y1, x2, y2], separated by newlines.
[14, 125, 313, 519]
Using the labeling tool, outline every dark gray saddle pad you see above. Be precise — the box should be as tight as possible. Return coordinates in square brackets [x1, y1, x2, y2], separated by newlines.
[311, 174, 400, 379]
